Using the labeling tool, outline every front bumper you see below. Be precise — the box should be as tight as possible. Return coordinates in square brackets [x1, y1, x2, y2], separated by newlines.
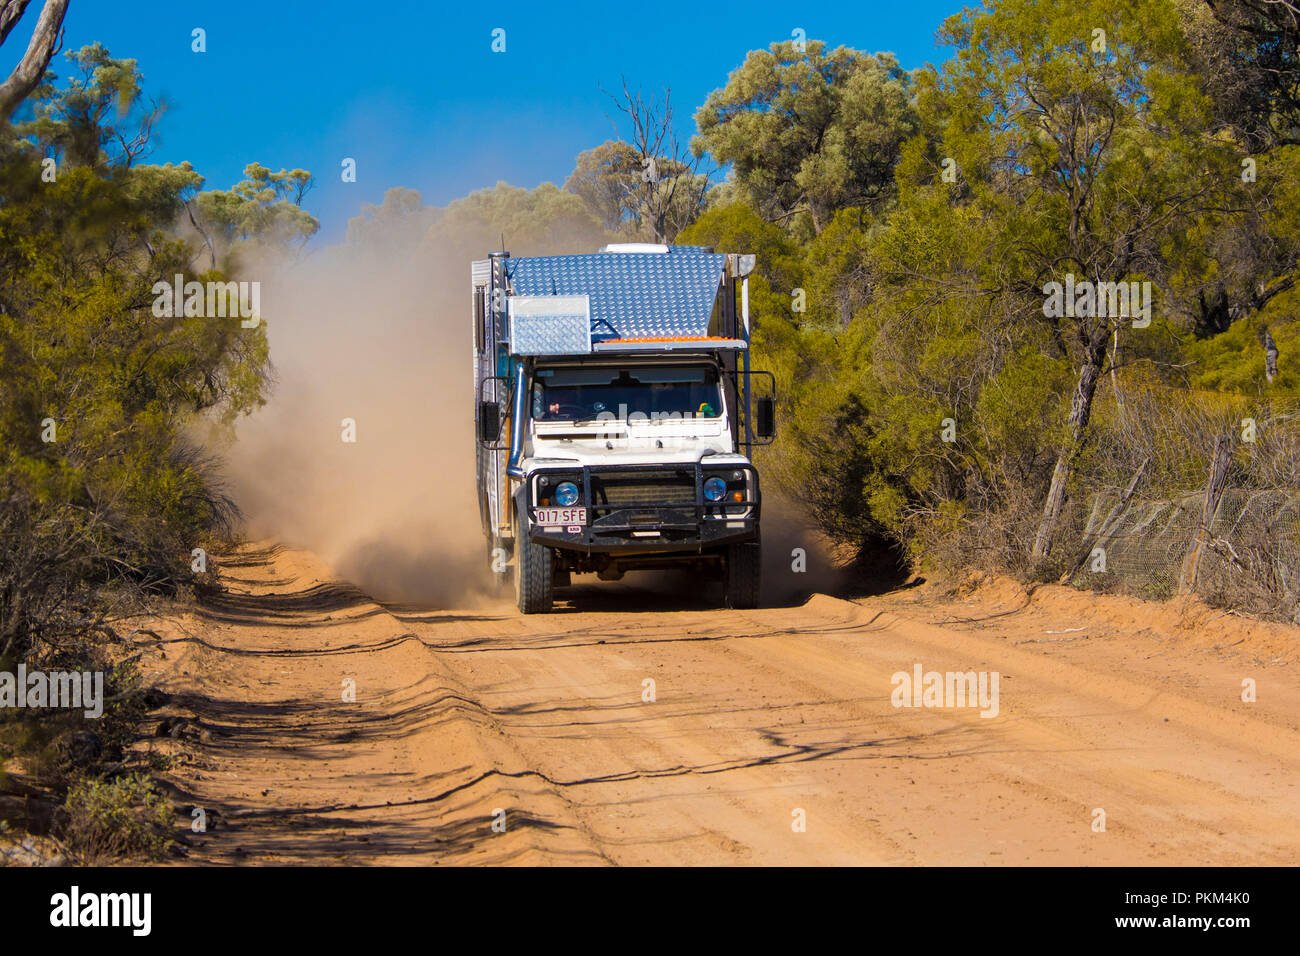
[521, 461, 760, 554]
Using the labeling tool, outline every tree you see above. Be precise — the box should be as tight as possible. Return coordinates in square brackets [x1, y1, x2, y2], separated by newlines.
[346, 186, 438, 252]
[855, 0, 1247, 564]
[1187, 0, 1300, 149]
[0, 153, 273, 659]
[1177, 1, 1300, 386]
[0, 0, 68, 125]
[0, 36, 283, 665]
[429, 180, 611, 257]
[591, 81, 711, 243]
[192, 162, 318, 267]
[564, 140, 644, 235]
[17, 42, 163, 169]
[693, 40, 917, 236]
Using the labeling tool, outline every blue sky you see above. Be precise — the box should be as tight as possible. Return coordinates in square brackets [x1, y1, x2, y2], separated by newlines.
[4, 0, 964, 242]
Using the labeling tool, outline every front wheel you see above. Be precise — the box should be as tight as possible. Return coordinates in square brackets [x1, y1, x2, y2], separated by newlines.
[724, 535, 761, 610]
[514, 505, 554, 614]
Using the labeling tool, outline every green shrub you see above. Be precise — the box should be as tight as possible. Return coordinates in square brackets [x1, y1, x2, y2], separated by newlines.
[61, 773, 173, 862]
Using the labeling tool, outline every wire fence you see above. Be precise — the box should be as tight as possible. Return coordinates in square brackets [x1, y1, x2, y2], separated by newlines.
[1066, 486, 1300, 619]
[1052, 391, 1300, 621]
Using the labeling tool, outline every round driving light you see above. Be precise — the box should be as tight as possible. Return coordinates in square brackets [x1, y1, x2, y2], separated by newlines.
[555, 481, 579, 506]
[703, 476, 727, 502]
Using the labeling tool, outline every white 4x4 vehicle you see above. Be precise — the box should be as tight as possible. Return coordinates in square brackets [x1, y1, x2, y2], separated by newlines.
[472, 245, 774, 613]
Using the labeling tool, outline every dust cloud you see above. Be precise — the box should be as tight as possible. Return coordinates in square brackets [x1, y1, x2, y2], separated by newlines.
[759, 495, 850, 603]
[223, 216, 489, 607]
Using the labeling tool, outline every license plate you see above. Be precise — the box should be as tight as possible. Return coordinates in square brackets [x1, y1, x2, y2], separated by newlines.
[534, 507, 586, 526]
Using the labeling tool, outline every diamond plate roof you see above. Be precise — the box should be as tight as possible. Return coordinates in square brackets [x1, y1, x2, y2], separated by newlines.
[505, 249, 726, 346]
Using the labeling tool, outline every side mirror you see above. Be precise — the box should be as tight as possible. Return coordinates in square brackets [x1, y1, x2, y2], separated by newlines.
[478, 401, 501, 443]
[755, 396, 775, 440]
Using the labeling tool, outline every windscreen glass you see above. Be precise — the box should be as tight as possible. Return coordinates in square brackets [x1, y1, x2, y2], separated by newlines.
[532, 366, 722, 423]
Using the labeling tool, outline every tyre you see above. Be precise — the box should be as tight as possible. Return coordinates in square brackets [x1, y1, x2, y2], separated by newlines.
[724, 535, 761, 609]
[514, 504, 554, 614]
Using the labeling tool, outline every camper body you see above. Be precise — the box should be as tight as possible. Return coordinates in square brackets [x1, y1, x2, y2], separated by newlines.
[472, 244, 774, 613]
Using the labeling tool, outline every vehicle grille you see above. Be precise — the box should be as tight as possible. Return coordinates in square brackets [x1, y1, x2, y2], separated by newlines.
[591, 470, 695, 506]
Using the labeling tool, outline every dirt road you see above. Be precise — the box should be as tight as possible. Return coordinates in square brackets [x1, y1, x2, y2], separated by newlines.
[138, 543, 1300, 865]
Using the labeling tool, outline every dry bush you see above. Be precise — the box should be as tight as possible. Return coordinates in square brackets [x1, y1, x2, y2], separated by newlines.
[60, 773, 173, 863]
[1067, 388, 1300, 619]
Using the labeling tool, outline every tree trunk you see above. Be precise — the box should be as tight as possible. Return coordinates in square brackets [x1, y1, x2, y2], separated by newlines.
[0, 0, 67, 125]
[1031, 340, 1107, 560]
[1261, 325, 1279, 382]
[0, 1, 33, 48]
[807, 201, 823, 236]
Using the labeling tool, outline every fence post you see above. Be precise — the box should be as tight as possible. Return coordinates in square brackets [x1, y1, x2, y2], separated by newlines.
[1179, 435, 1232, 595]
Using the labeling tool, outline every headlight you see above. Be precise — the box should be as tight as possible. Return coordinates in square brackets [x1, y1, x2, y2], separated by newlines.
[703, 476, 727, 502]
[555, 481, 579, 506]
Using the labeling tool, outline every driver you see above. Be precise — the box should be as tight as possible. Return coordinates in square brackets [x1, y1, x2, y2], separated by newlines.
[541, 388, 580, 421]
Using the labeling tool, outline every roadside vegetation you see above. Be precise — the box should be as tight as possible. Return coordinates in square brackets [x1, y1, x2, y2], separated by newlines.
[0, 7, 312, 859]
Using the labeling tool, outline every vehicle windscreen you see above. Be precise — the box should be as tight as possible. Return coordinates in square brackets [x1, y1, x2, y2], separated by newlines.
[532, 366, 722, 423]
